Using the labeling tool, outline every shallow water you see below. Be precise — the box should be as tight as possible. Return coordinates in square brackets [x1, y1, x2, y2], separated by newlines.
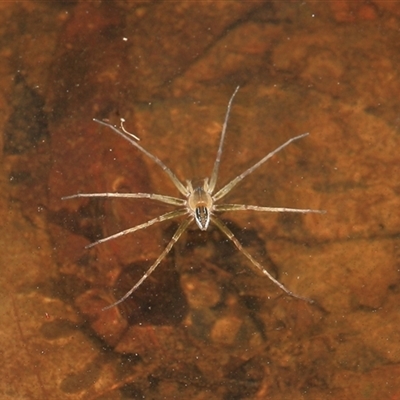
[1, 2, 400, 399]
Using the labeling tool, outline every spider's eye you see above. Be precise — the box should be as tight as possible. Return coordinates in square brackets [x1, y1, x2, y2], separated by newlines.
[195, 206, 210, 231]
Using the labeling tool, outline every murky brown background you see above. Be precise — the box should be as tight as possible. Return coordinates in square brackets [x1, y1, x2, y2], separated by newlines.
[1, 2, 400, 399]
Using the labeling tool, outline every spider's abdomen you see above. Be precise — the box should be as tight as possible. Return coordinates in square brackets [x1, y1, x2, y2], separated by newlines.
[195, 206, 210, 231]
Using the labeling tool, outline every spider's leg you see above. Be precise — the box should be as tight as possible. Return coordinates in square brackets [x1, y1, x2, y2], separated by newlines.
[94, 119, 189, 197]
[87, 208, 187, 248]
[208, 86, 240, 193]
[213, 133, 309, 201]
[214, 204, 326, 214]
[210, 216, 313, 303]
[103, 217, 193, 310]
[62, 192, 185, 206]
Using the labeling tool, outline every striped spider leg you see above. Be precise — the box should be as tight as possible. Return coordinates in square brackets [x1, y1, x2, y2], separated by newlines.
[63, 86, 325, 310]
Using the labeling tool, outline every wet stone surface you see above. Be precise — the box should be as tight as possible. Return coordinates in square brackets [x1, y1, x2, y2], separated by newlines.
[2, 2, 400, 399]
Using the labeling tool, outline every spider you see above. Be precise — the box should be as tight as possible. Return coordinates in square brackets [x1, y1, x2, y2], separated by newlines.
[63, 86, 325, 310]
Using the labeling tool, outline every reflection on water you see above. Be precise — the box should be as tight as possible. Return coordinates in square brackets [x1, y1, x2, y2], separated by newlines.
[2, 2, 400, 399]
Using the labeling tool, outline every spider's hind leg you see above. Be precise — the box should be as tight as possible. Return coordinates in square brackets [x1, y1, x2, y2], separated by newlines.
[211, 216, 313, 304]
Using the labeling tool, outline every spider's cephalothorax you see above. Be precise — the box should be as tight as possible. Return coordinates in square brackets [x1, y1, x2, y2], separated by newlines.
[63, 86, 325, 310]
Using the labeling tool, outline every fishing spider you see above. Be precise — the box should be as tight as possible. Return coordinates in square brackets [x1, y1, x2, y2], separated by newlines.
[63, 87, 325, 310]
